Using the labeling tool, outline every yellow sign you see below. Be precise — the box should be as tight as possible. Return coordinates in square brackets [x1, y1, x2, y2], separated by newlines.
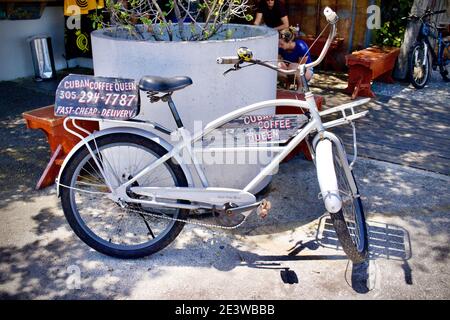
[64, 0, 104, 16]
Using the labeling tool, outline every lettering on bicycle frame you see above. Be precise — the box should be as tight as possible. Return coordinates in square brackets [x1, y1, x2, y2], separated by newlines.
[54, 74, 139, 120]
[203, 114, 309, 147]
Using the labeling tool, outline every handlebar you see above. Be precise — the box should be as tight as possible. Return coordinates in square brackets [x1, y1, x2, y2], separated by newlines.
[216, 56, 241, 65]
[405, 9, 447, 20]
[216, 7, 338, 75]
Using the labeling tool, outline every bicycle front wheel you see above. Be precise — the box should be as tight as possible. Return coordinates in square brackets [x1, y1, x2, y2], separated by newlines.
[329, 144, 368, 264]
[60, 133, 189, 259]
[409, 42, 431, 89]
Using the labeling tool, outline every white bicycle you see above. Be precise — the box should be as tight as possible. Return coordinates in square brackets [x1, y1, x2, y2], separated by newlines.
[56, 8, 369, 263]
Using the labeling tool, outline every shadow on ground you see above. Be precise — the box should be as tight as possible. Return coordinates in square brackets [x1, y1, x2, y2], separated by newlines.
[1, 207, 444, 298]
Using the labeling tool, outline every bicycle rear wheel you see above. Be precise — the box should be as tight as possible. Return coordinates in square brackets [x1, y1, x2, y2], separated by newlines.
[329, 144, 368, 264]
[60, 133, 189, 259]
[439, 45, 450, 82]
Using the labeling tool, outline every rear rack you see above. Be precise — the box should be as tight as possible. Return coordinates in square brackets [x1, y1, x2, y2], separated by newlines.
[62, 116, 173, 136]
[320, 98, 370, 129]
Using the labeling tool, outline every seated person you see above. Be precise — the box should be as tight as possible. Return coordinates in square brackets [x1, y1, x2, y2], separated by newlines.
[277, 28, 314, 89]
[254, 0, 289, 31]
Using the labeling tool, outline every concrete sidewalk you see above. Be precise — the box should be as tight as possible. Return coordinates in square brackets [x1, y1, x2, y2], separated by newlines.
[0, 70, 449, 299]
[0, 157, 449, 299]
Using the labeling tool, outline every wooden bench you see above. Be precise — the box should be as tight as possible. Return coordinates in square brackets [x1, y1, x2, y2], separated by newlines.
[276, 90, 324, 161]
[22, 105, 99, 189]
[345, 46, 400, 99]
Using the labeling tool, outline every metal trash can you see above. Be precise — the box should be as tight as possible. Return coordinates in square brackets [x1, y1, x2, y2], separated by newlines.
[29, 35, 56, 81]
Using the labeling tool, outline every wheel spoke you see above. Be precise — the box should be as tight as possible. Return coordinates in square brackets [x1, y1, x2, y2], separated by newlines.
[138, 212, 156, 239]
[332, 145, 367, 258]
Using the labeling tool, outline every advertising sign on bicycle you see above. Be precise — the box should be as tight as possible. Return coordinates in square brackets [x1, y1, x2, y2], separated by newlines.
[202, 114, 310, 146]
[54, 74, 139, 120]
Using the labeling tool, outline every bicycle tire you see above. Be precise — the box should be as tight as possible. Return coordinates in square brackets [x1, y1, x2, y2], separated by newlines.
[439, 61, 450, 82]
[329, 146, 368, 264]
[440, 40, 450, 82]
[409, 42, 431, 89]
[60, 133, 189, 259]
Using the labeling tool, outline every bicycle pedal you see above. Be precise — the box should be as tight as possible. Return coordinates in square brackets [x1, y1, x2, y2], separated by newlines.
[258, 199, 272, 219]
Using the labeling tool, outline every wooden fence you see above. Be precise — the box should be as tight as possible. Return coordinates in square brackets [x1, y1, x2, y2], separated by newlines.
[286, 0, 376, 53]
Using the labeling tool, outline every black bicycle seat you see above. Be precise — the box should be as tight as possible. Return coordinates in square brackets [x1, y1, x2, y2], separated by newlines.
[139, 76, 193, 93]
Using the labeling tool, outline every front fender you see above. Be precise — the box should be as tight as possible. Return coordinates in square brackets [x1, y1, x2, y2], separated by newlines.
[55, 126, 194, 197]
[314, 138, 342, 214]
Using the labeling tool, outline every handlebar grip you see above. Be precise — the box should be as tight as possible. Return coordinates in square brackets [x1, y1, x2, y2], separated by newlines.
[324, 7, 338, 24]
[217, 56, 240, 64]
[434, 10, 447, 14]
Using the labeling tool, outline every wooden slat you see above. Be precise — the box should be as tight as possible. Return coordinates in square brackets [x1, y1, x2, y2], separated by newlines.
[351, 116, 450, 139]
[320, 91, 450, 175]
[329, 113, 450, 151]
[334, 103, 450, 126]
[342, 141, 450, 175]
[336, 130, 450, 159]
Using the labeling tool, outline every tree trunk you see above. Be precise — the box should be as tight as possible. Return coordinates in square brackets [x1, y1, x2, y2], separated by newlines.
[394, 0, 448, 80]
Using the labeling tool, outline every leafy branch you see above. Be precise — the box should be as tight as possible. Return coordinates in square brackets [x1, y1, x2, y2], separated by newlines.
[91, 0, 252, 41]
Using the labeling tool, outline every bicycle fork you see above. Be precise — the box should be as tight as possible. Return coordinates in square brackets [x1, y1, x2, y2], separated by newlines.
[422, 42, 429, 67]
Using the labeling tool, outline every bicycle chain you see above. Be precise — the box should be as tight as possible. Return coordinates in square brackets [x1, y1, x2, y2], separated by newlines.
[59, 182, 250, 230]
[126, 206, 250, 230]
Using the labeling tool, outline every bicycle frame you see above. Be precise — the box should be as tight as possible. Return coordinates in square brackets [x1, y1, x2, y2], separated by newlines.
[60, 91, 369, 213]
[417, 15, 449, 68]
[419, 24, 439, 64]
[124, 94, 320, 193]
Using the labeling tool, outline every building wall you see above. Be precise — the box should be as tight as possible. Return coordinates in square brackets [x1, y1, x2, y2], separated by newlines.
[0, 6, 92, 81]
[286, 0, 375, 52]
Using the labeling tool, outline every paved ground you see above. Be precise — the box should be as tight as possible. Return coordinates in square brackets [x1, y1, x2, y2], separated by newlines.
[0, 70, 449, 300]
[311, 70, 450, 175]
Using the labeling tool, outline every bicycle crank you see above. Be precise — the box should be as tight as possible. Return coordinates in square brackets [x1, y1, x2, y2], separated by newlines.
[224, 199, 272, 219]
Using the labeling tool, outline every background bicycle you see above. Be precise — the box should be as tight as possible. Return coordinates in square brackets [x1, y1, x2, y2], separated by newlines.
[407, 9, 450, 88]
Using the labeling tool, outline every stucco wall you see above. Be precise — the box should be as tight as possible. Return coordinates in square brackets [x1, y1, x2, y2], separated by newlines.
[92, 24, 279, 191]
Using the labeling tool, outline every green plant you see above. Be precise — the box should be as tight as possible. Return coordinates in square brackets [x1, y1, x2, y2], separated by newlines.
[91, 0, 253, 41]
[374, 0, 414, 47]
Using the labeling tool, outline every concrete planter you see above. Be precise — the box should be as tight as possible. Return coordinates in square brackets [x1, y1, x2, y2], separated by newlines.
[91, 24, 278, 191]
